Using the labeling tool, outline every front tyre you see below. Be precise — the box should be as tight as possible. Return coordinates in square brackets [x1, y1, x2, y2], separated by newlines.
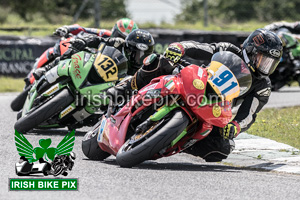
[14, 89, 74, 134]
[116, 109, 189, 168]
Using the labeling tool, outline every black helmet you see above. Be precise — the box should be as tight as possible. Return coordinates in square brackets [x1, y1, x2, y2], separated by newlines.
[111, 18, 139, 39]
[124, 29, 155, 70]
[242, 28, 283, 77]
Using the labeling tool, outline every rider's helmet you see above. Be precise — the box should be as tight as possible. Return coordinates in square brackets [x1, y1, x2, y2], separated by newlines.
[124, 29, 155, 73]
[242, 28, 283, 77]
[111, 18, 139, 39]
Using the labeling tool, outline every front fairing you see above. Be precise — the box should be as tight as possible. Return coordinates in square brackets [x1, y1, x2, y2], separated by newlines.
[136, 65, 207, 110]
[93, 43, 128, 82]
[97, 114, 131, 156]
[179, 64, 232, 127]
[68, 51, 115, 108]
[138, 74, 180, 97]
[137, 64, 232, 127]
[69, 52, 94, 88]
[180, 65, 207, 103]
[96, 64, 232, 155]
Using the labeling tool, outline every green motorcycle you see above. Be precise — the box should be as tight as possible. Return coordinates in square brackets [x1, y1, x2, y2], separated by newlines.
[14, 43, 128, 134]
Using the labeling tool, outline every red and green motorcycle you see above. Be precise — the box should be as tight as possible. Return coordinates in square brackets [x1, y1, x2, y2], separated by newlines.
[14, 43, 128, 134]
[82, 51, 252, 168]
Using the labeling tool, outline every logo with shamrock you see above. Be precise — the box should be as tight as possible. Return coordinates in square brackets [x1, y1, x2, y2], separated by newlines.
[15, 130, 75, 163]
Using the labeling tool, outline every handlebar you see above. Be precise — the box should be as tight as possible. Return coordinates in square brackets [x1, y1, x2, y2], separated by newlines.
[178, 59, 191, 67]
[162, 55, 191, 73]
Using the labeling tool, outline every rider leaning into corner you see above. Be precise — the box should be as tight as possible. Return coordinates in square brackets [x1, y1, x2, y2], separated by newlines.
[55, 17, 139, 39]
[106, 28, 283, 162]
[33, 18, 139, 79]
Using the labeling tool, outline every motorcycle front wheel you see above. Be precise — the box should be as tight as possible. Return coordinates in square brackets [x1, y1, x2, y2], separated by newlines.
[116, 109, 189, 168]
[14, 88, 74, 134]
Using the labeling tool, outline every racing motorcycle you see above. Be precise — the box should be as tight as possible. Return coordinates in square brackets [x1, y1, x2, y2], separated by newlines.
[270, 30, 300, 91]
[14, 42, 128, 134]
[270, 49, 300, 91]
[82, 51, 252, 168]
[10, 32, 87, 112]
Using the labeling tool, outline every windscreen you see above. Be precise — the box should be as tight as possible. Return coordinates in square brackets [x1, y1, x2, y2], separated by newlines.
[93, 44, 128, 82]
[207, 51, 252, 101]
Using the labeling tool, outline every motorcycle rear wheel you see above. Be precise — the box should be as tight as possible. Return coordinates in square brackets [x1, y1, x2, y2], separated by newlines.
[82, 128, 111, 160]
[14, 88, 74, 134]
[116, 109, 189, 168]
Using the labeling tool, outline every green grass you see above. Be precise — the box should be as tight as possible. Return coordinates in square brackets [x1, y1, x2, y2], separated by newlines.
[247, 106, 300, 149]
[290, 81, 299, 87]
[0, 77, 24, 92]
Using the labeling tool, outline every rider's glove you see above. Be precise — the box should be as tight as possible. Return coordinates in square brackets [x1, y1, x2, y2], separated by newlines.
[108, 37, 125, 48]
[72, 38, 86, 51]
[220, 121, 240, 140]
[163, 43, 185, 64]
[54, 26, 69, 37]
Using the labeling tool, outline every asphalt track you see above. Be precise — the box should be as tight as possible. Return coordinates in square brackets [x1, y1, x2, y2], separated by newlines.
[1, 87, 300, 200]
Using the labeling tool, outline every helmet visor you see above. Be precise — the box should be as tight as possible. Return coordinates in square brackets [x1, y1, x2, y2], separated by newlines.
[133, 50, 144, 66]
[254, 53, 280, 75]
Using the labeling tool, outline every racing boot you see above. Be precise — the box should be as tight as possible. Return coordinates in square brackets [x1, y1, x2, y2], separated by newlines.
[33, 57, 60, 80]
[184, 127, 235, 162]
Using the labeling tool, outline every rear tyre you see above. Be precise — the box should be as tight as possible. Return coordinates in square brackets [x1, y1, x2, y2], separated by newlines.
[116, 109, 189, 168]
[14, 89, 74, 134]
[11, 86, 31, 112]
[82, 128, 111, 160]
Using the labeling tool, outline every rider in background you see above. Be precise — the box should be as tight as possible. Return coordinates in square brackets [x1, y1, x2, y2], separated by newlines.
[265, 21, 300, 85]
[33, 18, 139, 79]
[54, 18, 138, 39]
[107, 28, 283, 162]
[265, 21, 300, 56]
[264, 21, 300, 34]
[71, 29, 155, 76]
